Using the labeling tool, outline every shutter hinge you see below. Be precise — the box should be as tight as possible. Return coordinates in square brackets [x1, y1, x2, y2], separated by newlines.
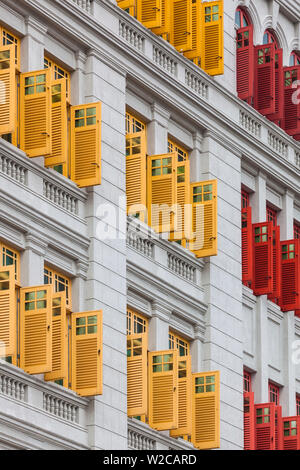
[17, 354, 20, 360]
[68, 382, 71, 388]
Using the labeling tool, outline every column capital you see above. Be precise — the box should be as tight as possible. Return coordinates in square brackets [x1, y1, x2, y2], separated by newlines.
[151, 301, 171, 322]
[25, 233, 48, 256]
[25, 16, 48, 43]
[150, 103, 170, 128]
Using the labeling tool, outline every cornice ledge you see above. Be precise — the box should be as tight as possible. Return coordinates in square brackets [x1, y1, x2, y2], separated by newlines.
[25, 233, 48, 255]
[86, 48, 127, 78]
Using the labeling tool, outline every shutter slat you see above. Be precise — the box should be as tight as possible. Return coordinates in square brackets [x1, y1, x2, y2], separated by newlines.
[0, 44, 16, 135]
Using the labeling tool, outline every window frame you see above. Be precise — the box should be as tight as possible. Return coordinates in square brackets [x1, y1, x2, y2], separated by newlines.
[127, 308, 148, 336]
[44, 265, 72, 310]
[269, 381, 280, 406]
[169, 331, 190, 357]
[0, 242, 20, 284]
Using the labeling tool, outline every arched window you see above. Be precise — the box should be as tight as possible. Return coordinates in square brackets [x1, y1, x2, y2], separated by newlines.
[235, 8, 249, 29]
[290, 51, 300, 66]
[236, 8, 254, 103]
[263, 29, 279, 49]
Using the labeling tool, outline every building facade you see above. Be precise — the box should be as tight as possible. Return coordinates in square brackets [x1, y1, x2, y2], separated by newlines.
[0, 0, 299, 451]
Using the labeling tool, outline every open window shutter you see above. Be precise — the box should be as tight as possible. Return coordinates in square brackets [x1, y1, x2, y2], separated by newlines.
[148, 349, 178, 430]
[44, 293, 68, 387]
[70, 102, 101, 188]
[151, 0, 171, 38]
[254, 44, 276, 115]
[189, 180, 218, 258]
[170, 0, 192, 53]
[192, 371, 220, 450]
[200, 0, 224, 76]
[252, 222, 273, 296]
[171, 159, 191, 243]
[0, 266, 16, 365]
[268, 226, 281, 303]
[137, 0, 161, 29]
[267, 49, 284, 123]
[244, 391, 255, 450]
[283, 66, 300, 136]
[71, 310, 102, 397]
[0, 44, 16, 135]
[275, 405, 283, 450]
[279, 239, 300, 312]
[283, 417, 300, 450]
[20, 69, 51, 157]
[236, 25, 254, 103]
[126, 131, 146, 221]
[20, 285, 52, 374]
[185, 0, 201, 62]
[127, 332, 147, 417]
[45, 79, 68, 176]
[170, 355, 192, 438]
[147, 153, 177, 233]
[242, 206, 253, 286]
[255, 403, 276, 450]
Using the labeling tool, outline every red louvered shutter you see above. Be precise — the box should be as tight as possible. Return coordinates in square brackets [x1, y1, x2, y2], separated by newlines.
[283, 417, 300, 450]
[236, 25, 254, 103]
[267, 49, 284, 124]
[275, 406, 283, 450]
[280, 240, 300, 312]
[244, 392, 255, 450]
[254, 44, 276, 115]
[283, 66, 300, 136]
[242, 207, 253, 286]
[252, 222, 273, 296]
[255, 403, 276, 450]
[268, 226, 281, 304]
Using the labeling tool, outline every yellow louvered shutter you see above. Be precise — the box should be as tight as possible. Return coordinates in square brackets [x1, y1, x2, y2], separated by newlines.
[137, 0, 162, 28]
[148, 350, 178, 431]
[147, 153, 177, 233]
[71, 310, 102, 397]
[20, 69, 52, 157]
[192, 371, 220, 449]
[185, 0, 201, 63]
[151, 0, 171, 39]
[200, 0, 224, 76]
[0, 266, 16, 365]
[170, 355, 192, 438]
[44, 293, 68, 387]
[70, 102, 101, 188]
[126, 124, 147, 220]
[20, 285, 52, 374]
[0, 44, 16, 135]
[45, 79, 68, 176]
[189, 180, 218, 258]
[170, 0, 192, 52]
[171, 159, 191, 243]
[127, 332, 148, 417]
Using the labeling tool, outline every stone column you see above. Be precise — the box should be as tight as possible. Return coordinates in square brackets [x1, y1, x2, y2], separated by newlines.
[277, 190, 294, 240]
[190, 326, 205, 373]
[147, 103, 170, 156]
[21, 17, 47, 73]
[71, 50, 87, 106]
[148, 302, 171, 352]
[21, 234, 47, 287]
[251, 172, 267, 224]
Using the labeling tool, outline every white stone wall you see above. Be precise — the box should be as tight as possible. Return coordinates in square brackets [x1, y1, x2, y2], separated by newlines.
[0, 0, 299, 450]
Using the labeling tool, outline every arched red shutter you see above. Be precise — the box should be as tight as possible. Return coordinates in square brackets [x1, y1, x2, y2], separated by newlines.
[283, 65, 300, 136]
[236, 24, 254, 103]
[267, 48, 284, 124]
[254, 44, 276, 115]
